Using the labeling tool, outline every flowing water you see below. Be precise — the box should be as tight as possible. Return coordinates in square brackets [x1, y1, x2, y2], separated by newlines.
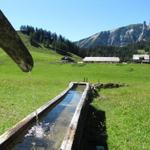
[6, 85, 85, 150]
[28, 72, 40, 125]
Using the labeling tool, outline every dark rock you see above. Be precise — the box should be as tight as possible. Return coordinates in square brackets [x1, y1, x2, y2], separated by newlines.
[92, 83, 125, 91]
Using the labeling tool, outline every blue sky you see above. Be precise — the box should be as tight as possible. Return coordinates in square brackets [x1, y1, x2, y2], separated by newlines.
[1, 0, 150, 41]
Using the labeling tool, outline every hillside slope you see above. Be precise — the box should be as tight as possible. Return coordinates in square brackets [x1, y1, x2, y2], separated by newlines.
[76, 22, 150, 48]
[18, 32, 81, 63]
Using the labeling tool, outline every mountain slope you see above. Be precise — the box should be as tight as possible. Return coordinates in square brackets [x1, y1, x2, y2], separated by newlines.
[76, 22, 150, 48]
[18, 32, 81, 62]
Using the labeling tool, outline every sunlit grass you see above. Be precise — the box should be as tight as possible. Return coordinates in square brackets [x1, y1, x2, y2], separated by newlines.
[92, 83, 150, 150]
[0, 33, 150, 149]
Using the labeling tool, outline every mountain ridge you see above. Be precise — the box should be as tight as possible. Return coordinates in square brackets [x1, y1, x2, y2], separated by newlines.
[76, 22, 150, 48]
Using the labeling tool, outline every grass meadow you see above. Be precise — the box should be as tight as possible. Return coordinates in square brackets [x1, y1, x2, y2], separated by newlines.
[0, 40, 150, 149]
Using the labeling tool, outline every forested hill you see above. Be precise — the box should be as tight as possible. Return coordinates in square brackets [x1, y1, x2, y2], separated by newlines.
[20, 25, 150, 62]
[20, 25, 80, 56]
[79, 40, 150, 62]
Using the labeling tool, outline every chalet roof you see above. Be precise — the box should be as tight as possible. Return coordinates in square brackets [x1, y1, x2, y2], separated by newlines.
[133, 54, 150, 60]
[83, 57, 120, 62]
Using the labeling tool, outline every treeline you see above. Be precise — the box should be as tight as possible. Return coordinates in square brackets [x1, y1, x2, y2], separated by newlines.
[131, 40, 150, 51]
[79, 40, 150, 62]
[20, 25, 79, 56]
[20, 25, 150, 61]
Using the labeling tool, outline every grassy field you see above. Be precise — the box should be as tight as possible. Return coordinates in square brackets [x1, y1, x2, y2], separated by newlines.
[92, 82, 150, 149]
[0, 34, 150, 149]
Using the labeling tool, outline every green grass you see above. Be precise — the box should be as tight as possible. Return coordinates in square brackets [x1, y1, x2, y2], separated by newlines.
[0, 34, 150, 149]
[92, 85, 150, 150]
[137, 49, 146, 54]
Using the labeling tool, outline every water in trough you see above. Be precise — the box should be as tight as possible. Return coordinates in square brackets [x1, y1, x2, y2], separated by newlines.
[6, 85, 85, 150]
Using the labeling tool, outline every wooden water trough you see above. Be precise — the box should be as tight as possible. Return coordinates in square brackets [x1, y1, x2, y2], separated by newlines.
[0, 82, 91, 150]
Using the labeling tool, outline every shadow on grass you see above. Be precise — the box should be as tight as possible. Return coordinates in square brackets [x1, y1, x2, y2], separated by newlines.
[80, 105, 108, 150]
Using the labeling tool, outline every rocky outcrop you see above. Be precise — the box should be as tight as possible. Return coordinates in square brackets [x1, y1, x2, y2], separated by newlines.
[76, 22, 150, 48]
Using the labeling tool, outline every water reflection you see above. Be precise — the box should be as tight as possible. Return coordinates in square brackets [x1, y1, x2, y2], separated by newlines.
[9, 85, 85, 150]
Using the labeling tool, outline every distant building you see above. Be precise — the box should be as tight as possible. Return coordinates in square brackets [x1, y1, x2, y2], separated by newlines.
[133, 54, 150, 63]
[83, 57, 120, 63]
[61, 56, 75, 63]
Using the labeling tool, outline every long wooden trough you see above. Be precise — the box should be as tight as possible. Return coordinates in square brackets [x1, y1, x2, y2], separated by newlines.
[0, 82, 91, 150]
